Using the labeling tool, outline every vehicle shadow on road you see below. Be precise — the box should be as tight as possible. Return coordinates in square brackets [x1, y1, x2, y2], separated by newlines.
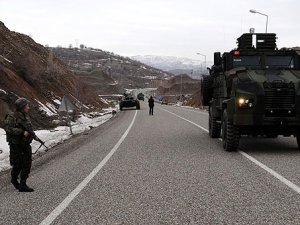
[120, 108, 142, 111]
[239, 136, 299, 154]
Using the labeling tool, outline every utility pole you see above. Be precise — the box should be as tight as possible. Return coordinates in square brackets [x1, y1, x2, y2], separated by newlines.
[180, 74, 183, 103]
[250, 9, 269, 33]
[196, 53, 207, 74]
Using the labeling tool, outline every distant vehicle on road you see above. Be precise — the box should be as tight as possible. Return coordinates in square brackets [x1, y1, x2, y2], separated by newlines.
[137, 93, 145, 101]
[120, 95, 140, 110]
[202, 32, 300, 151]
[161, 98, 168, 105]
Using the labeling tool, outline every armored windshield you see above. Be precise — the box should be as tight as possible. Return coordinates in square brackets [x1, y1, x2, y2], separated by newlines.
[265, 56, 294, 69]
[232, 55, 296, 70]
[233, 56, 261, 69]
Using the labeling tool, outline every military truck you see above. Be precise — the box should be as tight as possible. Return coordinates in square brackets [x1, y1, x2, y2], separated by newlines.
[201, 33, 300, 151]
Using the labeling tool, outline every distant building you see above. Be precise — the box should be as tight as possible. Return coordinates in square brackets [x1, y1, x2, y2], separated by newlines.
[150, 79, 164, 88]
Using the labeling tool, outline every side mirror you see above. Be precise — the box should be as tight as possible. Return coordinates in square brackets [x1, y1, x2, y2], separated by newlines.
[207, 67, 212, 75]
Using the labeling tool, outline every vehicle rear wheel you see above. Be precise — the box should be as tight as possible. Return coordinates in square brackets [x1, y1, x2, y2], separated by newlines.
[209, 107, 221, 138]
[222, 110, 240, 151]
[136, 104, 140, 110]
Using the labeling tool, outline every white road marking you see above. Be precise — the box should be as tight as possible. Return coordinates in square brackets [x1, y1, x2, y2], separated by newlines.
[39, 110, 138, 225]
[239, 151, 300, 194]
[162, 107, 300, 195]
[172, 106, 209, 116]
[161, 108, 209, 133]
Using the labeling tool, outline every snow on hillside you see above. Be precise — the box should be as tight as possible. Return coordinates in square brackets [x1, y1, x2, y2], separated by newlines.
[131, 55, 213, 79]
[131, 55, 204, 71]
[35, 99, 57, 116]
[0, 54, 12, 64]
[0, 110, 115, 172]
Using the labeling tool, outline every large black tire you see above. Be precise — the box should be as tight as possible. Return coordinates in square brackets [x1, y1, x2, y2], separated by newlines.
[296, 134, 300, 150]
[136, 104, 140, 110]
[119, 104, 123, 111]
[209, 107, 221, 138]
[222, 110, 240, 151]
[201, 75, 213, 106]
[266, 135, 278, 138]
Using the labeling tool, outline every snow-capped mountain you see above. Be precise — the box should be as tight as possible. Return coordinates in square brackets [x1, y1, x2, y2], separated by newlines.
[130, 55, 211, 79]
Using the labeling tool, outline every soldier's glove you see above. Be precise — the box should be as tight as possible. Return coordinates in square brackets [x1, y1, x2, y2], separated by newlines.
[33, 135, 40, 141]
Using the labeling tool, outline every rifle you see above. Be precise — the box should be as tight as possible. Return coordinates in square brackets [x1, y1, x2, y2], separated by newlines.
[32, 136, 49, 154]
[18, 123, 49, 154]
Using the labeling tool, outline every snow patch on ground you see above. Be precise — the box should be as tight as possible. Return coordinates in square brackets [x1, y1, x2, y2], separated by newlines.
[0, 129, 9, 171]
[0, 89, 7, 94]
[109, 81, 119, 86]
[99, 94, 123, 97]
[82, 104, 89, 110]
[53, 99, 61, 105]
[0, 110, 115, 172]
[35, 99, 57, 116]
[46, 103, 57, 113]
[0, 55, 12, 64]
[100, 97, 109, 105]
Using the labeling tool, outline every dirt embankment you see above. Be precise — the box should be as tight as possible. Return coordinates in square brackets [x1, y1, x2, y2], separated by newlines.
[0, 21, 104, 129]
[157, 74, 200, 96]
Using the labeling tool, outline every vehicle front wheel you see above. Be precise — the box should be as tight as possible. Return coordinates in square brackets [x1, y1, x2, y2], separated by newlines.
[296, 134, 300, 150]
[266, 135, 278, 138]
[222, 110, 240, 151]
[209, 107, 221, 138]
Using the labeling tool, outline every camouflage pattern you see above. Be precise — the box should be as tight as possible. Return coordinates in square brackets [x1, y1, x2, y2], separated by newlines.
[4, 111, 34, 180]
[5, 112, 36, 144]
[203, 33, 300, 151]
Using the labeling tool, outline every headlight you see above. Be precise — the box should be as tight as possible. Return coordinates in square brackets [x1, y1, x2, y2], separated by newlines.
[237, 97, 254, 108]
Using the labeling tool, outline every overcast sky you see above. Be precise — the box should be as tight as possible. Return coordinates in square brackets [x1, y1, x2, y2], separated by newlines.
[1, 0, 299, 61]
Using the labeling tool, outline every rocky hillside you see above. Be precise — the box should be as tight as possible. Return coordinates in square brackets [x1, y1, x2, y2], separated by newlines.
[0, 22, 104, 129]
[50, 47, 173, 94]
[183, 90, 203, 108]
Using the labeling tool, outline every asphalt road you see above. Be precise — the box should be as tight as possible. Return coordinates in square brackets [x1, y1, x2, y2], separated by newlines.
[1, 102, 300, 224]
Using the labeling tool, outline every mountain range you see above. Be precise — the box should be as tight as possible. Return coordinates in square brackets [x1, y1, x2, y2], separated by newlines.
[131, 55, 212, 79]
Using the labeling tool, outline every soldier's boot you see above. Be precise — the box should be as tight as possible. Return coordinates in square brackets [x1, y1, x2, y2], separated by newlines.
[11, 178, 20, 190]
[19, 180, 34, 192]
[11, 167, 21, 190]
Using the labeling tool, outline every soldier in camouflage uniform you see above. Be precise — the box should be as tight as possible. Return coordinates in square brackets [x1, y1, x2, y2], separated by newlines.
[4, 98, 37, 192]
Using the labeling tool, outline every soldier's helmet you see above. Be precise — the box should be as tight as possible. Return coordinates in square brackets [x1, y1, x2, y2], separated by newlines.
[15, 98, 29, 111]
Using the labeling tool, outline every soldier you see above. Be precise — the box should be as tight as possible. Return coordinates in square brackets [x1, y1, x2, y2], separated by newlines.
[4, 98, 37, 192]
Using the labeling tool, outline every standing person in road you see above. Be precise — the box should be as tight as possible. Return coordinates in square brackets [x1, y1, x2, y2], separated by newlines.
[4, 98, 37, 192]
[148, 96, 154, 115]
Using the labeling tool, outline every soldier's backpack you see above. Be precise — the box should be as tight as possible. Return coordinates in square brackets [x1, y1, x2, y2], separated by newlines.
[4, 113, 15, 142]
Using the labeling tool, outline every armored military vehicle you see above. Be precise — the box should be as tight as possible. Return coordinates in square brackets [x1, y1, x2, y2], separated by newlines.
[137, 93, 145, 101]
[201, 33, 300, 151]
[120, 94, 140, 110]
